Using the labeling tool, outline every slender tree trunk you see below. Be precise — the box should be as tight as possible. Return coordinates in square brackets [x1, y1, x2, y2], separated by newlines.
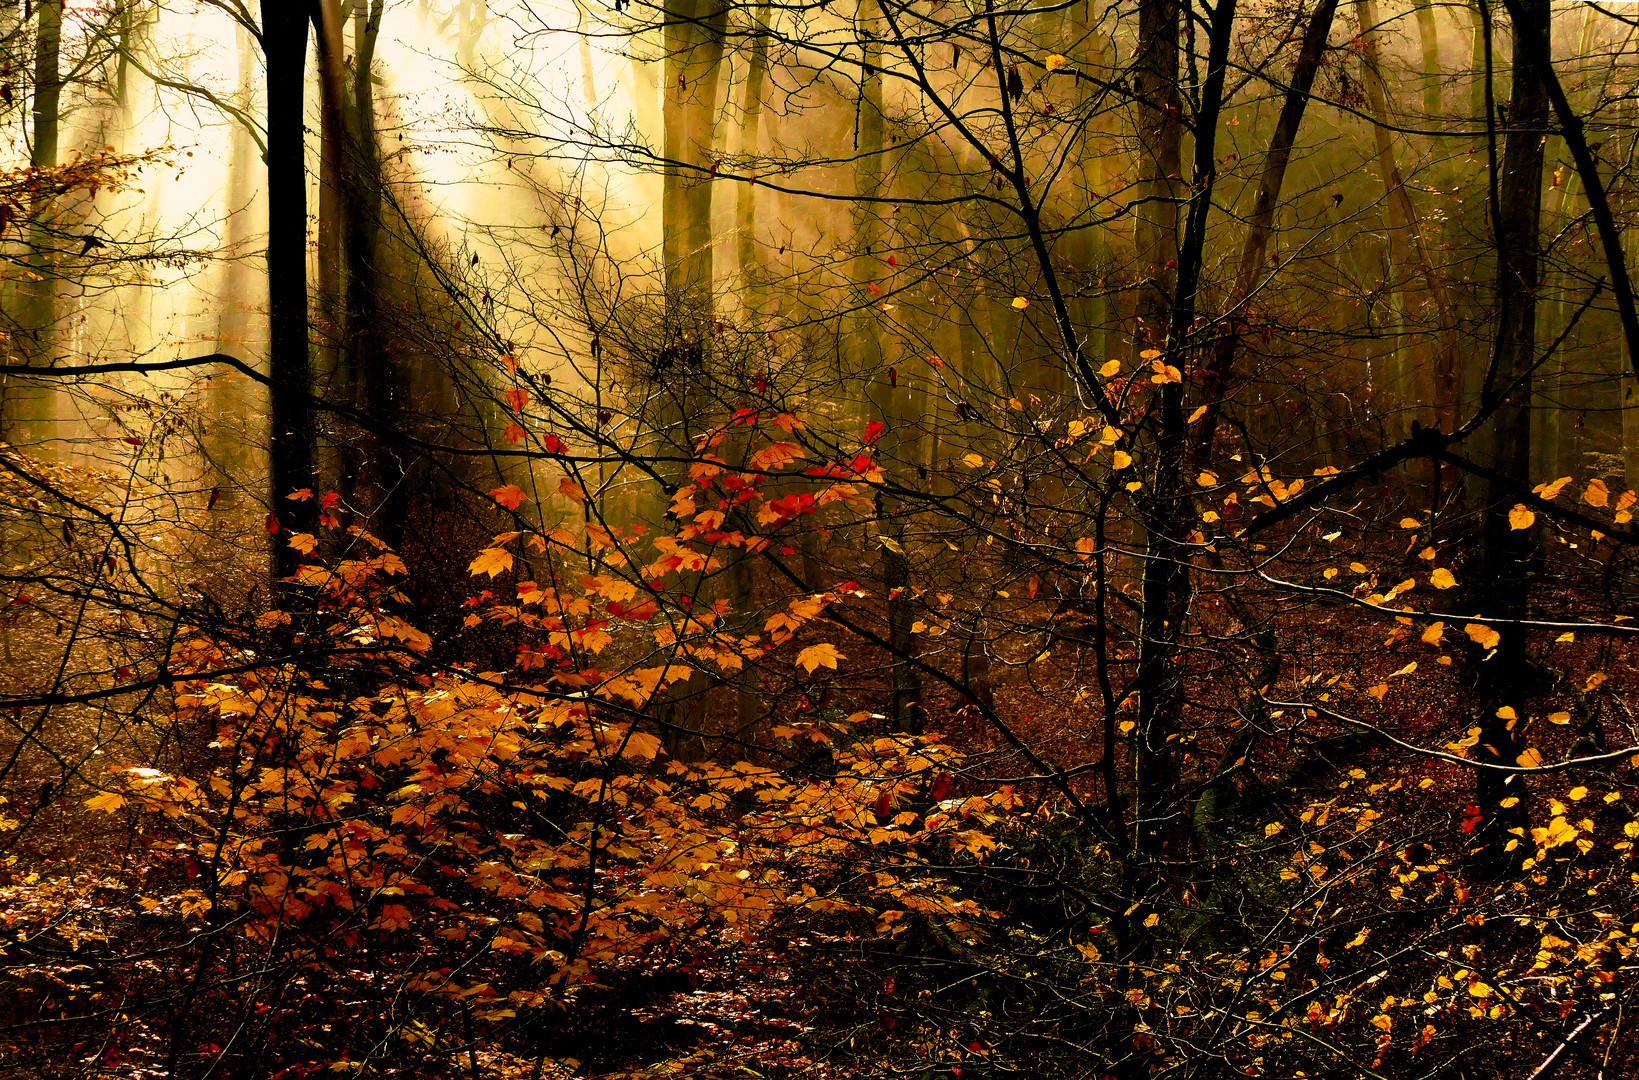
[263, 1, 318, 580]
[1474, 0, 1548, 872]
[1192, 0, 1337, 460]
[1129, 0, 1186, 903]
[1354, 0, 1455, 440]
[0, 0, 63, 447]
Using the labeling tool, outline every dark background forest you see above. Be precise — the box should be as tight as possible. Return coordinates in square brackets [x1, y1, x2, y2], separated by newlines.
[1, 0, 1638, 1076]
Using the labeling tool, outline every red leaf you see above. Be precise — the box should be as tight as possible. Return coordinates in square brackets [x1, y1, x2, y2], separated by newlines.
[1460, 805, 1482, 833]
[930, 773, 953, 802]
[266, 514, 280, 535]
[539, 434, 567, 455]
[864, 420, 885, 444]
[505, 387, 530, 412]
[490, 485, 527, 511]
[874, 790, 892, 818]
[504, 423, 527, 444]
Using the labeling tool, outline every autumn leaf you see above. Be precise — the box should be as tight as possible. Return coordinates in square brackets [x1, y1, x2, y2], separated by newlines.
[558, 477, 587, 504]
[1421, 621, 1445, 645]
[1533, 476, 1573, 499]
[504, 387, 529, 412]
[796, 643, 844, 673]
[1010, 296, 1029, 309]
[503, 423, 527, 444]
[1098, 359, 1120, 378]
[1399, 517, 1421, 529]
[1508, 504, 1535, 530]
[469, 547, 514, 578]
[490, 485, 527, 510]
[287, 532, 318, 555]
[1465, 623, 1501, 650]
[1112, 451, 1133, 470]
[1430, 567, 1456, 589]
[85, 790, 127, 814]
[1584, 478, 1610, 507]
[1043, 53, 1069, 71]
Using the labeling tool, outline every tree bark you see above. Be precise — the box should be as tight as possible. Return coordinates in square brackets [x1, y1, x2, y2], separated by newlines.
[262, 0, 318, 581]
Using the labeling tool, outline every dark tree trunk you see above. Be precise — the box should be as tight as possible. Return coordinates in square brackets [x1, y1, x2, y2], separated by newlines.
[1474, 0, 1549, 871]
[263, 0, 318, 581]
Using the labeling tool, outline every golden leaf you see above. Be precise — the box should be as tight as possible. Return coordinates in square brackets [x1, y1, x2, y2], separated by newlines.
[1430, 567, 1456, 589]
[1585, 478, 1610, 507]
[795, 643, 844, 673]
[469, 547, 514, 578]
[1011, 296, 1029, 309]
[1508, 504, 1535, 530]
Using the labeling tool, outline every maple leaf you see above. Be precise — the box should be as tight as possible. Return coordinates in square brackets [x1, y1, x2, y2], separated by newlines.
[503, 423, 527, 444]
[505, 387, 529, 412]
[469, 547, 514, 578]
[490, 485, 527, 510]
[796, 642, 844, 673]
[85, 790, 126, 813]
[558, 477, 587, 504]
[287, 532, 318, 555]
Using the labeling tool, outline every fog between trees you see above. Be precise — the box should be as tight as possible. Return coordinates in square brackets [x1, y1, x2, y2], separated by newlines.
[4, 1, 1639, 1077]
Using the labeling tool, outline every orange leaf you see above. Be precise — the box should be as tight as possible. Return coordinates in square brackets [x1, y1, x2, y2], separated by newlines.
[796, 642, 844, 673]
[490, 485, 527, 510]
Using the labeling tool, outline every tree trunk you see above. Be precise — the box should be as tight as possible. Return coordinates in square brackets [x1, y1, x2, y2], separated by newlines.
[262, 1, 318, 581]
[1192, 0, 1337, 460]
[1474, 0, 1549, 873]
[0, 0, 63, 447]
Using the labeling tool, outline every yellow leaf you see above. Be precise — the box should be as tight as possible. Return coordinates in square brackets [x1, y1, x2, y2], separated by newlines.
[1533, 476, 1573, 499]
[1421, 621, 1445, 645]
[1568, 786, 1588, 801]
[1468, 982, 1493, 999]
[1465, 623, 1501, 650]
[1011, 296, 1029, 309]
[1139, 348, 1163, 360]
[1196, 471, 1218, 487]
[469, 547, 514, 578]
[1099, 359, 1120, 378]
[1508, 504, 1535, 530]
[1555, 632, 1574, 643]
[1495, 706, 1517, 720]
[1399, 517, 1421, 529]
[1112, 451, 1133, 470]
[1366, 683, 1389, 700]
[1187, 405, 1207, 423]
[1264, 822, 1283, 838]
[1143, 912, 1159, 928]
[1548, 711, 1572, 725]
[963, 453, 985, 468]
[1430, 567, 1456, 589]
[85, 790, 127, 814]
[796, 643, 844, 673]
[1371, 1014, 1393, 1033]
[1585, 478, 1610, 507]
[1118, 719, 1136, 735]
[287, 532, 318, 555]
[1516, 747, 1544, 769]
[1043, 53, 1069, 71]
